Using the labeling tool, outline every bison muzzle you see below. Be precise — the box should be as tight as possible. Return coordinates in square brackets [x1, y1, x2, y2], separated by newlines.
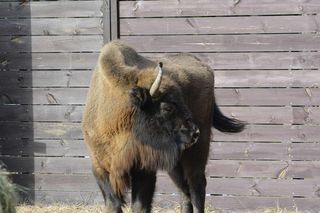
[82, 41, 245, 213]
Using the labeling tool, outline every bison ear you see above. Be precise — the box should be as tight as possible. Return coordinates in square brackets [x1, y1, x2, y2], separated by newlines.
[98, 41, 137, 86]
[98, 40, 153, 87]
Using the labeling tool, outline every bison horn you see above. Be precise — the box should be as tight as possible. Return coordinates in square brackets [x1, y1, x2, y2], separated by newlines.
[149, 62, 163, 96]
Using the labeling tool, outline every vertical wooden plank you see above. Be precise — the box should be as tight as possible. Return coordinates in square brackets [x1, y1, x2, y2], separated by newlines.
[102, 0, 111, 43]
[110, 0, 119, 40]
[102, 0, 119, 43]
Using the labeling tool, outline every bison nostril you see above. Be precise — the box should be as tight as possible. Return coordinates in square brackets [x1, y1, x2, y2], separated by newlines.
[192, 129, 200, 139]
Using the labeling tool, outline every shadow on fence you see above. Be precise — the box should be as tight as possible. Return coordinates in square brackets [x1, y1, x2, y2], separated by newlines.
[0, 1, 45, 204]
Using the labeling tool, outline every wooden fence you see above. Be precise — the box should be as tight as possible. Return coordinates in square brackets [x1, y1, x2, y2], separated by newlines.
[1, 0, 320, 211]
[0, 0, 104, 205]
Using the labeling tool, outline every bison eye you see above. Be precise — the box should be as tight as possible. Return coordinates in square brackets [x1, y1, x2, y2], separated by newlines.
[160, 102, 176, 114]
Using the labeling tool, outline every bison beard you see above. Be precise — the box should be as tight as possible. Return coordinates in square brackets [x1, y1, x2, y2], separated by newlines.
[82, 41, 245, 213]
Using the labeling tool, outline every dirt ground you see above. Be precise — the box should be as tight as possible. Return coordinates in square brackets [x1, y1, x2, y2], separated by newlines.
[16, 204, 302, 213]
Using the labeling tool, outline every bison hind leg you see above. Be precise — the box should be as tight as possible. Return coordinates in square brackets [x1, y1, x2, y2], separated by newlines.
[131, 168, 156, 213]
[93, 169, 125, 213]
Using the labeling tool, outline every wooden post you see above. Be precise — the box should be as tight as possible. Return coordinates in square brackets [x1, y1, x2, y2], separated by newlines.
[102, 0, 119, 43]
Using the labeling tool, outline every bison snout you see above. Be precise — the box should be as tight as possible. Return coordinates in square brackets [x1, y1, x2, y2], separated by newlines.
[187, 127, 200, 148]
[182, 121, 200, 149]
[175, 120, 200, 150]
[192, 128, 200, 141]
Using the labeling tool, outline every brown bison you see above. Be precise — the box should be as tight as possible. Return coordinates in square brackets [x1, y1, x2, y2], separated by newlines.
[82, 40, 244, 213]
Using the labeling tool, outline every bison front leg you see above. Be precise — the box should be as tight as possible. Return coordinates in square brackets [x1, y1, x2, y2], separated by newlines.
[170, 164, 207, 213]
[188, 173, 206, 213]
[131, 169, 156, 213]
[169, 164, 193, 213]
[92, 167, 124, 213]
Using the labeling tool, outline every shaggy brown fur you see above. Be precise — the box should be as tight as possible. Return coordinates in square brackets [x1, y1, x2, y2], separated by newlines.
[82, 41, 244, 213]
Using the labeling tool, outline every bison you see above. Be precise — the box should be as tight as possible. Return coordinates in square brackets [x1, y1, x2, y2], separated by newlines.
[82, 40, 244, 213]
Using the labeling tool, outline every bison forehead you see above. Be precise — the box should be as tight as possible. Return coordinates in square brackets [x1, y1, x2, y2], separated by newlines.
[136, 67, 182, 95]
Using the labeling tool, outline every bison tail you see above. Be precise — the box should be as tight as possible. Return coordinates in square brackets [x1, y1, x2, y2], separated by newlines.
[213, 103, 245, 133]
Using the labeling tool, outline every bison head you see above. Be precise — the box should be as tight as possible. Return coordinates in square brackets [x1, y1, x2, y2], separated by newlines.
[129, 67, 200, 150]
[98, 41, 199, 170]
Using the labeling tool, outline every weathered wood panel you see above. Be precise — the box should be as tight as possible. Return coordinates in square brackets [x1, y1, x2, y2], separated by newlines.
[0, 105, 84, 122]
[1, 122, 319, 142]
[10, 173, 320, 198]
[3, 52, 320, 70]
[0, 71, 92, 88]
[120, 0, 320, 17]
[4, 157, 320, 180]
[145, 52, 320, 70]
[121, 15, 320, 35]
[12, 174, 98, 191]
[212, 125, 320, 143]
[292, 107, 320, 125]
[0, 88, 89, 105]
[214, 88, 320, 106]
[220, 107, 294, 125]
[210, 196, 320, 212]
[0, 18, 102, 36]
[3, 139, 320, 161]
[223, 106, 320, 124]
[207, 106, 320, 125]
[0, 36, 103, 53]
[291, 143, 320, 161]
[1, 67, 319, 93]
[215, 70, 320, 88]
[159, 176, 320, 197]
[0, 122, 82, 140]
[206, 160, 320, 179]
[122, 34, 320, 52]
[1, 88, 319, 105]
[0, 70, 92, 88]
[2, 70, 319, 88]
[1, 139, 88, 157]
[211, 142, 320, 161]
[0, 53, 99, 70]
[1, 106, 319, 125]
[210, 142, 290, 160]
[1, 157, 91, 174]
[0, 1, 102, 18]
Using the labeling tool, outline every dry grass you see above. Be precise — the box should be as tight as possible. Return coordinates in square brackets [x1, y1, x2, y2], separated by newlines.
[253, 210, 300, 213]
[17, 204, 105, 213]
[17, 204, 181, 213]
[16, 204, 302, 213]
[16, 204, 179, 213]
